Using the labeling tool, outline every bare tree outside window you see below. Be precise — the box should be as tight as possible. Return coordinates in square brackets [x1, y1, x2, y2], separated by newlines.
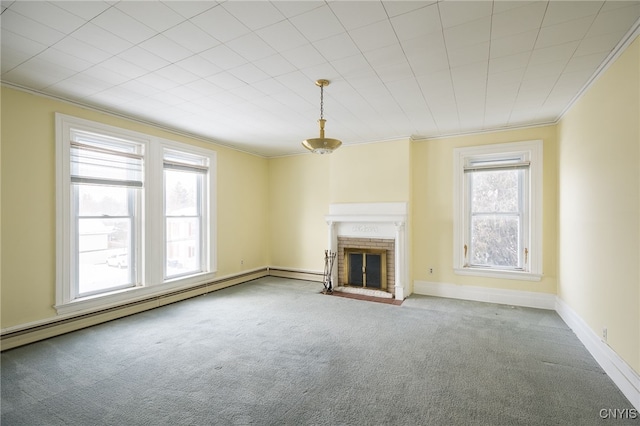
[469, 169, 523, 269]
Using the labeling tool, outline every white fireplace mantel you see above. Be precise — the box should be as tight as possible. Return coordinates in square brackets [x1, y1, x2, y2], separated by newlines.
[325, 202, 409, 300]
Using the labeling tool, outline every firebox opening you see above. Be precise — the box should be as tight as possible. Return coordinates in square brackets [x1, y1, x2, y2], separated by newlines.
[344, 248, 387, 291]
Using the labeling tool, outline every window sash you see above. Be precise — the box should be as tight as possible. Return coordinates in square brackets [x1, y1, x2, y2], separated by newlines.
[69, 135, 143, 298]
[468, 213, 523, 269]
[464, 163, 529, 271]
[163, 159, 206, 280]
[72, 183, 140, 298]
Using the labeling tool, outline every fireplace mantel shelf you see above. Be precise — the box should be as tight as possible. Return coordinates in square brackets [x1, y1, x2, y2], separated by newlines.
[325, 214, 406, 224]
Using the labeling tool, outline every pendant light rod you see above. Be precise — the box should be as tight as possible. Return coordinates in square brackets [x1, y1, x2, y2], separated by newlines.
[317, 79, 329, 120]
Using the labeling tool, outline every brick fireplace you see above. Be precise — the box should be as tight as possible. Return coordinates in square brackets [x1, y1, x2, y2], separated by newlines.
[338, 237, 395, 295]
[325, 203, 408, 300]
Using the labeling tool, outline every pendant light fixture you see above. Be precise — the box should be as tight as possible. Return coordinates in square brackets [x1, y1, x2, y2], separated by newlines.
[302, 79, 342, 154]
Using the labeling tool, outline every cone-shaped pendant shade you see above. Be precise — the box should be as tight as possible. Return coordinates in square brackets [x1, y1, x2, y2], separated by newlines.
[302, 80, 342, 154]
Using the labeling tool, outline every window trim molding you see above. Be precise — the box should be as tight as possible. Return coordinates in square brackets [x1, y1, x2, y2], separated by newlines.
[55, 113, 217, 315]
[56, 114, 153, 309]
[453, 140, 543, 281]
[53, 272, 218, 316]
[159, 140, 217, 282]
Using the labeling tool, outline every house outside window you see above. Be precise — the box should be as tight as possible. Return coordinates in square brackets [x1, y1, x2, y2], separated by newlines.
[453, 140, 543, 281]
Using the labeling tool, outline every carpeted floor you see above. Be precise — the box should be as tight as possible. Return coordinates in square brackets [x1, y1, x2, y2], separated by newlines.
[1, 277, 636, 425]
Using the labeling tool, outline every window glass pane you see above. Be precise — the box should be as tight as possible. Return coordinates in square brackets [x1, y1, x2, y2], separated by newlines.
[166, 217, 200, 277]
[165, 167, 203, 279]
[165, 170, 198, 216]
[78, 185, 129, 217]
[470, 215, 520, 268]
[470, 170, 520, 213]
[78, 218, 133, 295]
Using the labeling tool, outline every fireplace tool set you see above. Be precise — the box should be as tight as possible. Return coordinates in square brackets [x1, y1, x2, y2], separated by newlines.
[322, 250, 336, 294]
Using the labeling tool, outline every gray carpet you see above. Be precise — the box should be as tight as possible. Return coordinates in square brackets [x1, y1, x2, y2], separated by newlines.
[1, 277, 636, 425]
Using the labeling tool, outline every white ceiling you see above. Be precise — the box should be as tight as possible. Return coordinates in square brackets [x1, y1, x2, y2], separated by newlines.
[2, 1, 640, 157]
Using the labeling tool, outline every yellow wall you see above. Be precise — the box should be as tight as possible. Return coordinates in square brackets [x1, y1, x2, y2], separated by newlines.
[557, 37, 640, 373]
[268, 154, 331, 271]
[412, 126, 558, 294]
[330, 139, 413, 286]
[268, 139, 412, 273]
[217, 148, 269, 273]
[329, 139, 411, 203]
[0, 87, 269, 329]
[0, 89, 3, 324]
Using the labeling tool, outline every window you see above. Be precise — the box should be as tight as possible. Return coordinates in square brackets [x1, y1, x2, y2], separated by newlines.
[71, 131, 143, 297]
[56, 114, 217, 314]
[453, 141, 542, 280]
[163, 149, 208, 279]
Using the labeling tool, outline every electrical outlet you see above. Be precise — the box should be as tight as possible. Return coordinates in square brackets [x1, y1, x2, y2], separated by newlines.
[240, 259, 244, 266]
[429, 267, 434, 274]
[602, 327, 608, 342]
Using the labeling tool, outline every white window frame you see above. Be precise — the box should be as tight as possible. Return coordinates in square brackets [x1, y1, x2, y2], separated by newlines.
[70, 131, 145, 299]
[162, 146, 211, 281]
[453, 140, 543, 281]
[56, 114, 217, 315]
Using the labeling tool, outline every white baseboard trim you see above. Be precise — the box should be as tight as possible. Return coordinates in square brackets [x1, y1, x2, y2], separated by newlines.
[267, 267, 324, 282]
[1, 268, 269, 351]
[413, 280, 639, 410]
[2, 267, 326, 351]
[4, 271, 638, 410]
[413, 280, 556, 310]
[555, 297, 640, 410]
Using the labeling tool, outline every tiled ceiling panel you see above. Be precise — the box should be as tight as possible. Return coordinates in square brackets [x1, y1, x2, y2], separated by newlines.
[1, 0, 639, 157]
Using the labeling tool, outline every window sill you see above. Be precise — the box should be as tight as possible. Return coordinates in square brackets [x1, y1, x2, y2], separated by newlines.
[454, 267, 542, 281]
[55, 271, 216, 316]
